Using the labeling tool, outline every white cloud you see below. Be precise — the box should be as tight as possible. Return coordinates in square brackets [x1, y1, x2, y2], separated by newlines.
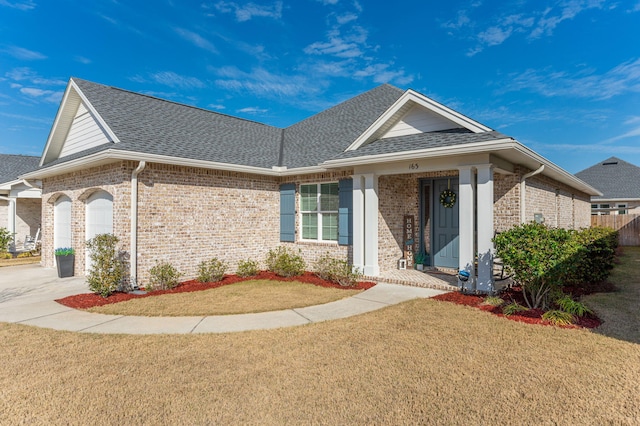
[211, 66, 322, 98]
[19, 87, 63, 103]
[498, 58, 640, 100]
[149, 71, 206, 89]
[208, 104, 226, 110]
[316, 0, 339, 4]
[74, 56, 92, 64]
[353, 63, 414, 85]
[174, 27, 218, 53]
[603, 126, 640, 143]
[4, 46, 46, 60]
[214, 1, 283, 22]
[451, 1, 606, 56]
[0, 0, 35, 10]
[237, 106, 268, 114]
[530, 0, 606, 39]
[5, 67, 66, 86]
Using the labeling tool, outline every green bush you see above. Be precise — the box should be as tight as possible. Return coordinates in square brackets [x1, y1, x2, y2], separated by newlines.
[197, 258, 227, 282]
[568, 227, 618, 287]
[54, 247, 75, 256]
[494, 223, 579, 309]
[1, 252, 12, 259]
[86, 234, 126, 297]
[147, 261, 182, 291]
[313, 253, 362, 287]
[236, 259, 259, 277]
[542, 310, 575, 326]
[265, 246, 306, 277]
[0, 227, 12, 253]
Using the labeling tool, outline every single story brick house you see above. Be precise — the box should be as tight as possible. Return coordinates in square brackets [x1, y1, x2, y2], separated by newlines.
[0, 154, 42, 251]
[22, 78, 599, 292]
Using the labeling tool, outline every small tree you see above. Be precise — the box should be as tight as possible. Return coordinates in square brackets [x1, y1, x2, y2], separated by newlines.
[86, 233, 126, 297]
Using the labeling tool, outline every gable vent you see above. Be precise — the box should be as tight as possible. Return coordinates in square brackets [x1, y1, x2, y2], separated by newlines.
[602, 161, 618, 165]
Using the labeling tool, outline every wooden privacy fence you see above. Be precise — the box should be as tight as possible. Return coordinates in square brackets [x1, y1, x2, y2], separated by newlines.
[591, 214, 640, 246]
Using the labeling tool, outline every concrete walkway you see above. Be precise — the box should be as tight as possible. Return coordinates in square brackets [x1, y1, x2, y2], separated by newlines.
[0, 264, 449, 335]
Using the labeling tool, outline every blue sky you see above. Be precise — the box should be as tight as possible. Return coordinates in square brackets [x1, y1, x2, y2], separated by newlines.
[0, 0, 639, 173]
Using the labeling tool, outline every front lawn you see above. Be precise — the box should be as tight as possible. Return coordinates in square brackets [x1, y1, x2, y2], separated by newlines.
[85, 279, 363, 316]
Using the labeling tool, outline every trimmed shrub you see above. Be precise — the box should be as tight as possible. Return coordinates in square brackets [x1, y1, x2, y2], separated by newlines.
[265, 246, 306, 277]
[236, 259, 259, 278]
[1, 252, 12, 259]
[0, 227, 12, 253]
[147, 261, 182, 291]
[197, 258, 227, 283]
[313, 253, 363, 287]
[86, 234, 126, 297]
[16, 251, 33, 258]
[494, 223, 579, 309]
[568, 227, 618, 287]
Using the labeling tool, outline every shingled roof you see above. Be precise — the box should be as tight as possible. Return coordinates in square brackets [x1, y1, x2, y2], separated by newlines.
[0, 154, 40, 184]
[72, 79, 283, 169]
[575, 157, 640, 200]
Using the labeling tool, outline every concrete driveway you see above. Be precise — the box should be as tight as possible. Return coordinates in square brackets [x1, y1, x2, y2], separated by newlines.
[0, 264, 447, 335]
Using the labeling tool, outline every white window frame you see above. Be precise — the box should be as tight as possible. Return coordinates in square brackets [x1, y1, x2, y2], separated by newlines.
[299, 182, 339, 243]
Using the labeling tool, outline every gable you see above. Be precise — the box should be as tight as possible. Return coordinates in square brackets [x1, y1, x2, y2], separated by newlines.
[380, 104, 463, 139]
[40, 78, 119, 166]
[345, 89, 492, 152]
[59, 102, 112, 158]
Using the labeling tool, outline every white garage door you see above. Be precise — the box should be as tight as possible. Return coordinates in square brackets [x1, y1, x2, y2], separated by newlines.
[54, 195, 72, 250]
[85, 191, 113, 271]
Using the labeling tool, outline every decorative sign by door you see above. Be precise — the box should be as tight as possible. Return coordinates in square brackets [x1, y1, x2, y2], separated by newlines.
[404, 215, 415, 268]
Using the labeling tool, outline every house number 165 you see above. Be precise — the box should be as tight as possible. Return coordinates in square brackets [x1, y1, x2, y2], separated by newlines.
[409, 163, 419, 170]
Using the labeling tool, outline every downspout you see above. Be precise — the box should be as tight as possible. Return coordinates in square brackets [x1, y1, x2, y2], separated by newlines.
[520, 164, 545, 223]
[130, 161, 146, 289]
[0, 196, 16, 251]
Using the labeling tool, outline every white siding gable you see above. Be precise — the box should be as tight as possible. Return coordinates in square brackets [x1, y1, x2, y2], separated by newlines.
[59, 102, 112, 158]
[381, 104, 463, 139]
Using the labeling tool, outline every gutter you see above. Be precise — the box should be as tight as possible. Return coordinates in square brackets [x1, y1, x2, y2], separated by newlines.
[130, 161, 146, 289]
[520, 164, 545, 223]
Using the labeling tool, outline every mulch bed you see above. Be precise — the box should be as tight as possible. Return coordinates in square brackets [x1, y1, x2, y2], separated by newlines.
[432, 289, 601, 329]
[56, 271, 376, 309]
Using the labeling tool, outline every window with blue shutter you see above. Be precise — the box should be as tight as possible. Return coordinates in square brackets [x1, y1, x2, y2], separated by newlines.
[338, 178, 353, 245]
[280, 183, 296, 242]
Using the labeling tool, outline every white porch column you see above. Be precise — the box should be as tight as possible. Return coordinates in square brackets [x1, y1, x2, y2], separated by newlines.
[352, 175, 365, 272]
[458, 166, 475, 291]
[476, 164, 495, 293]
[363, 173, 379, 276]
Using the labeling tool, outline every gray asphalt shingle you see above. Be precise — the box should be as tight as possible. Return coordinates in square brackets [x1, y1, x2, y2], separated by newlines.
[0, 154, 40, 184]
[35, 79, 506, 172]
[575, 156, 640, 200]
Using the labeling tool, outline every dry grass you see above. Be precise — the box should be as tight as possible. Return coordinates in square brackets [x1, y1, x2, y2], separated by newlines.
[583, 246, 640, 344]
[87, 280, 362, 316]
[1, 298, 639, 424]
[0, 255, 41, 267]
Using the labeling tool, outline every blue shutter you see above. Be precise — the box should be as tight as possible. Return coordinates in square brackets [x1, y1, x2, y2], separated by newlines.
[338, 178, 353, 245]
[280, 183, 296, 242]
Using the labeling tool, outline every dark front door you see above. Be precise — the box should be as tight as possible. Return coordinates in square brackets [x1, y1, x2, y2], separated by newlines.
[432, 178, 459, 268]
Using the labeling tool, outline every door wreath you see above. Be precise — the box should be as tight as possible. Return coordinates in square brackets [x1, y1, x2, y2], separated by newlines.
[439, 189, 456, 208]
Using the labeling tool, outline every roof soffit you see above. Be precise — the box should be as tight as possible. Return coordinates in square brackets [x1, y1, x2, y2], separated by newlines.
[345, 89, 493, 152]
[40, 79, 119, 167]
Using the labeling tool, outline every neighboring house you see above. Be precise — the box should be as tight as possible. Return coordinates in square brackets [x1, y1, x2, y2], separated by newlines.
[22, 78, 599, 292]
[576, 157, 640, 215]
[0, 154, 42, 251]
